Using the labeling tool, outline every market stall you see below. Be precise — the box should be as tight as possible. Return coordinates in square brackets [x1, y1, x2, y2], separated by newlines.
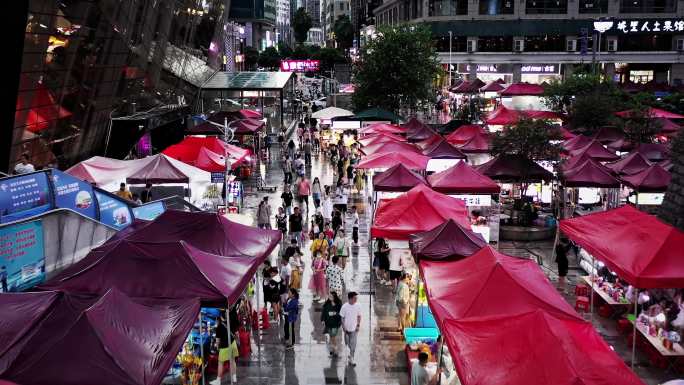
[358, 122, 406, 136]
[356, 132, 407, 146]
[484, 105, 562, 131]
[444, 124, 487, 146]
[360, 141, 422, 157]
[371, 163, 428, 213]
[356, 151, 429, 173]
[476, 154, 554, 206]
[420, 139, 467, 173]
[605, 152, 652, 176]
[415, 134, 443, 151]
[622, 164, 671, 206]
[568, 140, 620, 162]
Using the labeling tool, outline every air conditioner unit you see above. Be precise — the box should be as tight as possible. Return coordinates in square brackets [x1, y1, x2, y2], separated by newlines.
[514, 39, 524, 52]
[607, 39, 617, 52]
[677, 38, 684, 51]
[566, 39, 577, 52]
[467, 40, 477, 53]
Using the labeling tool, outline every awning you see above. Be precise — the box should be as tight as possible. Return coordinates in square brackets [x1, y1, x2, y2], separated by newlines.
[427, 161, 500, 194]
[356, 151, 429, 170]
[569, 140, 619, 162]
[372, 163, 428, 192]
[409, 219, 486, 261]
[604, 152, 652, 176]
[562, 159, 621, 188]
[499, 82, 545, 96]
[421, 139, 467, 159]
[476, 154, 553, 182]
[445, 124, 487, 145]
[621, 164, 671, 192]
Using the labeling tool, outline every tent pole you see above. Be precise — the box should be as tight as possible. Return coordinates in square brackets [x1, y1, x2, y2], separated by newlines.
[631, 288, 638, 370]
[550, 185, 564, 267]
[256, 273, 262, 351]
[437, 336, 445, 385]
[590, 254, 595, 324]
[199, 311, 206, 385]
[226, 308, 234, 384]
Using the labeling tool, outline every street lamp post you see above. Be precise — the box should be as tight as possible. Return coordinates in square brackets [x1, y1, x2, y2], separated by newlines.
[448, 31, 453, 87]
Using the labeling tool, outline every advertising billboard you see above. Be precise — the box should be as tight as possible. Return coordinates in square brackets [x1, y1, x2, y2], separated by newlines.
[0, 220, 45, 292]
[51, 170, 97, 220]
[0, 172, 52, 224]
[132, 201, 166, 221]
[280, 60, 320, 72]
[94, 191, 133, 230]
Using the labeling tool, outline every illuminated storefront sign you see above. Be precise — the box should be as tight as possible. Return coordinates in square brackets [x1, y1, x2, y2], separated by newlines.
[596, 19, 684, 34]
[458, 64, 559, 74]
[280, 60, 320, 72]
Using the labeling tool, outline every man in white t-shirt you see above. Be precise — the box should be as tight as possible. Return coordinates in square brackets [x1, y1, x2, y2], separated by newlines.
[388, 249, 403, 291]
[280, 257, 292, 303]
[13, 154, 35, 174]
[340, 291, 362, 366]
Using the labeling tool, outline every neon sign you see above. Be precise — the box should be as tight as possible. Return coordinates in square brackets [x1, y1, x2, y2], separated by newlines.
[280, 60, 320, 72]
[598, 19, 684, 34]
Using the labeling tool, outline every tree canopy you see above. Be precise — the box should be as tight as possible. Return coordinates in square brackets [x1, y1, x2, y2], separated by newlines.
[352, 25, 442, 112]
[292, 8, 313, 44]
[333, 15, 354, 50]
[490, 118, 562, 161]
[257, 46, 281, 69]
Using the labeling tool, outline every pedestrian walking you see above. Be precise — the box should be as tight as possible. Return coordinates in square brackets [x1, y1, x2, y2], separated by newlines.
[281, 185, 294, 215]
[304, 139, 313, 165]
[332, 229, 350, 269]
[289, 250, 303, 290]
[213, 313, 239, 384]
[411, 352, 442, 385]
[321, 291, 342, 357]
[310, 230, 328, 255]
[331, 209, 343, 235]
[340, 291, 362, 367]
[257, 197, 272, 229]
[322, 189, 333, 224]
[375, 238, 392, 286]
[283, 288, 300, 349]
[354, 170, 365, 194]
[555, 238, 570, 292]
[283, 156, 293, 184]
[326, 256, 345, 297]
[276, 207, 288, 237]
[140, 183, 153, 203]
[309, 250, 329, 301]
[289, 207, 304, 247]
[288, 139, 296, 159]
[312, 177, 322, 208]
[389, 248, 403, 292]
[351, 206, 359, 246]
[297, 176, 311, 212]
[395, 273, 411, 331]
[264, 267, 282, 320]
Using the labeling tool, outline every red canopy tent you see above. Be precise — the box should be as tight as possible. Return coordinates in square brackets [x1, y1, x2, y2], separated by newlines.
[621, 164, 671, 192]
[450, 79, 485, 93]
[561, 153, 595, 172]
[592, 126, 624, 144]
[454, 133, 491, 153]
[406, 124, 438, 142]
[445, 124, 487, 145]
[485, 106, 561, 125]
[441, 310, 645, 385]
[400, 117, 430, 132]
[569, 140, 619, 161]
[371, 184, 469, 239]
[636, 143, 670, 162]
[408, 219, 486, 261]
[476, 154, 553, 182]
[162, 136, 251, 171]
[420, 139, 467, 159]
[359, 123, 406, 136]
[356, 152, 429, 170]
[372, 164, 427, 192]
[415, 134, 443, 150]
[194, 147, 229, 172]
[562, 159, 621, 188]
[238, 108, 262, 119]
[606, 138, 636, 152]
[615, 107, 684, 119]
[427, 161, 500, 194]
[660, 159, 673, 171]
[479, 81, 504, 93]
[605, 152, 652, 176]
[357, 132, 407, 146]
[498, 82, 545, 96]
[562, 135, 594, 152]
[125, 154, 191, 184]
[360, 141, 421, 156]
[560, 205, 684, 288]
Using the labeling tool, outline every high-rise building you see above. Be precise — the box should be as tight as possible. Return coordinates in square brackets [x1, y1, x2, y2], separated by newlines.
[350, 0, 380, 46]
[277, 0, 292, 44]
[306, 0, 322, 27]
[324, 0, 351, 45]
[373, 0, 684, 85]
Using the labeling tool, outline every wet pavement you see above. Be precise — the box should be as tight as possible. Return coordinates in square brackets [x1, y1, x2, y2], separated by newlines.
[231, 143, 674, 385]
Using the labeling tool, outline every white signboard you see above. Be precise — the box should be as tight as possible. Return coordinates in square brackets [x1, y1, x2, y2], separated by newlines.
[628, 193, 664, 205]
[450, 194, 492, 207]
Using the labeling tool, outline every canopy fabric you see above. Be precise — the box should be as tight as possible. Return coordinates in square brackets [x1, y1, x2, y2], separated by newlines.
[415, 134, 443, 150]
[606, 138, 635, 152]
[454, 133, 491, 153]
[356, 152, 429, 170]
[655, 118, 681, 134]
[660, 159, 673, 171]
[406, 124, 439, 142]
[359, 123, 406, 136]
[421, 139, 467, 159]
[559, 126, 576, 140]
[0, 289, 199, 385]
[562, 159, 621, 188]
[419, 246, 580, 322]
[400, 117, 430, 132]
[498, 82, 545, 96]
[371, 184, 469, 240]
[311, 107, 354, 120]
[560, 205, 684, 288]
[445, 125, 487, 145]
[592, 126, 624, 144]
[427, 161, 500, 194]
[356, 132, 407, 146]
[442, 310, 645, 385]
[125, 154, 191, 184]
[238, 109, 262, 119]
[569, 140, 619, 161]
[562, 135, 594, 152]
[195, 147, 229, 172]
[354, 107, 403, 122]
[480, 81, 504, 92]
[621, 164, 671, 192]
[637, 143, 670, 162]
[162, 136, 251, 171]
[232, 118, 265, 134]
[605, 152, 652, 176]
[450, 79, 485, 93]
[372, 164, 428, 192]
[484, 105, 561, 125]
[360, 141, 421, 156]
[436, 119, 465, 135]
[476, 154, 553, 182]
[615, 107, 684, 119]
[409, 219, 486, 261]
[561, 153, 594, 172]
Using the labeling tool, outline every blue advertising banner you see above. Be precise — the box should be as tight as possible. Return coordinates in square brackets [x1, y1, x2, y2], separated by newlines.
[0, 172, 52, 224]
[51, 170, 97, 220]
[94, 191, 133, 230]
[132, 201, 166, 221]
[0, 220, 45, 292]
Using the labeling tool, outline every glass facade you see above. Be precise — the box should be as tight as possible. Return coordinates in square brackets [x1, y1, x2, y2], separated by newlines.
[525, 0, 568, 14]
[619, 0, 676, 13]
[429, 0, 468, 16]
[479, 0, 515, 15]
[578, 0, 608, 13]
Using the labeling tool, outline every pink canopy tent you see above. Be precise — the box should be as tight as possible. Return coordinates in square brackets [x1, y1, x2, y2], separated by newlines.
[360, 140, 421, 156]
[0, 289, 199, 385]
[450, 79, 485, 93]
[621, 164, 671, 192]
[562, 159, 621, 188]
[359, 123, 406, 136]
[561, 153, 595, 172]
[415, 134, 443, 150]
[405, 124, 438, 142]
[238, 109, 262, 119]
[560, 205, 684, 288]
[476, 154, 553, 182]
[569, 140, 619, 161]
[445, 124, 487, 145]
[356, 151, 429, 170]
[606, 138, 636, 152]
[562, 135, 594, 152]
[371, 184, 469, 240]
[615, 107, 684, 119]
[454, 133, 491, 153]
[592, 126, 624, 144]
[125, 154, 191, 184]
[427, 161, 500, 194]
[636, 143, 670, 162]
[162, 136, 251, 171]
[356, 132, 407, 146]
[400, 117, 430, 132]
[421, 139, 467, 159]
[372, 163, 427, 192]
[485, 105, 561, 125]
[479, 81, 504, 93]
[408, 219, 486, 261]
[498, 82, 545, 96]
[441, 310, 645, 385]
[605, 152, 652, 176]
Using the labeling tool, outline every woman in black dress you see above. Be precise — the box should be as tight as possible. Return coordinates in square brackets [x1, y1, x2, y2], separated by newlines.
[376, 238, 391, 286]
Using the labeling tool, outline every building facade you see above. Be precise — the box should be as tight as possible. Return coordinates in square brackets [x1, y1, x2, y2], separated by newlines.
[306, 27, 326, 45]
[373, 0, 684, 84]
[277, 0, 292, 44]
[306, 0, 323, 27]
[324, 0, 352, 44]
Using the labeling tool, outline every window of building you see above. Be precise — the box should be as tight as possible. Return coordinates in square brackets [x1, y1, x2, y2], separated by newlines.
[435, 35, 468, 51]
[477, 36, 513, 51]
[619, 0, 676, 12]
[617, 34, 672, 51]
[429, 0, 468, 16]
[578, 0, 608, 12]
[479, 0, 514, 14]
[525, 0, 567, 14]
[523, 35, 566, 51]
[339, 2, 344, 10]
[630, 70, 654, 83]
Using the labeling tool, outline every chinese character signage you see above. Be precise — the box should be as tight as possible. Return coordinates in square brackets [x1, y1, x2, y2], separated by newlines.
[458, 64, 558, 75]
[94, 191, 133, 230]
[451, 194, 492, 207]
[280, 60, 321, 72]
[603, 19, 684, 34]
[0, 172, 52, 224]
[51, 170, 97, 220]
[0, 220, 45, 292]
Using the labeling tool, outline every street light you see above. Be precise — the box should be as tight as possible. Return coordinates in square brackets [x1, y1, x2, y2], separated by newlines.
[593, 19, 614, 76]
[448, 31, 453, 87]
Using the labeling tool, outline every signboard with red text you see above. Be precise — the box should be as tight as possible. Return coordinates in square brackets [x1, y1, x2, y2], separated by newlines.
[280, 60, 320, 72]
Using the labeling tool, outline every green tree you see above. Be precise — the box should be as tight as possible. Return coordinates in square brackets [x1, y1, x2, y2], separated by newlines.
[333, 15, 354, 50]
[352, 25, 442, 112]
[244, 47, 259, 70]
[257, 46, 281, 69]
[278, 42, 293, 58]
[659, 129, 684, 230]
[620, 93, 662, 144]
[313, 47, 346, 74]
[292, 44, 312, 59]
[292, 8, 313, 44]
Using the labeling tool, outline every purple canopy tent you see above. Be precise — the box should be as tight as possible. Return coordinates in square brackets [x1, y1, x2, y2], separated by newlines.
[562, 159, 621, 188]
[409, 219, 486, 261]
[604, 152, 652, 176]
[372, 163, 428, 192]
[421, 139, 467, 159]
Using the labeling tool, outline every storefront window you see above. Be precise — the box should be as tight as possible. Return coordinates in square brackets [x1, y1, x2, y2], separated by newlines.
[525, 0, 568, 14]
[478, 36, 513, 52]
[619, 0, 676, 12]
[435, 35, 468, 52]
[429, 0, 468, 16]
[630, 70, 654, 83]
[524, 35, 566, 51]
[479, 0, 515, 14]
[579, 0, 608, 13]
[617, 34, 672, 51]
